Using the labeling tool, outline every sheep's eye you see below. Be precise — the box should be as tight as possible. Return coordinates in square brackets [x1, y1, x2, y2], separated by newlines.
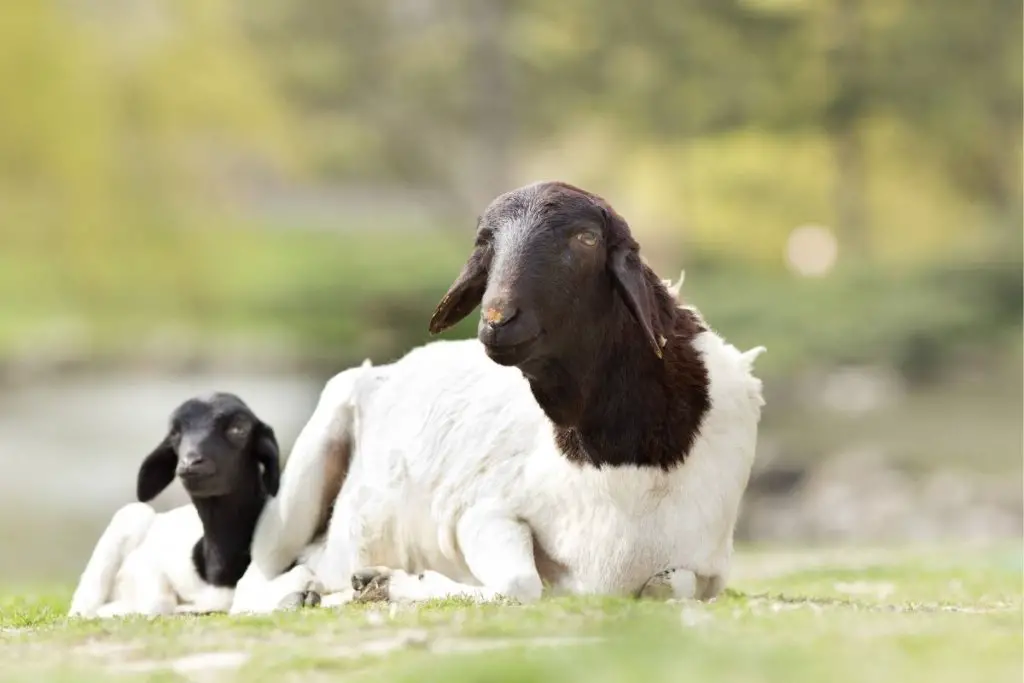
[226, 420, 250, 440]
[575, 231, 599, 247]
[475, 228, 493, 248]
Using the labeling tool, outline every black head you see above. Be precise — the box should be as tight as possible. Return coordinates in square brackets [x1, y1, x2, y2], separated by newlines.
[136, 393, 281, 502]
[429, 181, 667, 369]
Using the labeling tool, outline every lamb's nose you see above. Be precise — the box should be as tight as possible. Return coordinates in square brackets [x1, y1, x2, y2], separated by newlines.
[482, 303, 518, 328]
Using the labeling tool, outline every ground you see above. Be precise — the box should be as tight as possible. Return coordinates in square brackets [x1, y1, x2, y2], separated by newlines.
[1, 544, 1019, 683]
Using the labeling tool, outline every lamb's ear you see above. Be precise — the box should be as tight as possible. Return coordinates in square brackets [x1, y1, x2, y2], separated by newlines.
[253, 421, 281, 497]
[609, 246, 664, 360]
[137, 438, 177, 502]
[428, 243, 491, 334]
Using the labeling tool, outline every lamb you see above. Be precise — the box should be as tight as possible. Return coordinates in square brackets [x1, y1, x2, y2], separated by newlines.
[229, 180, 766, 613]
[68, 393, 322, 618]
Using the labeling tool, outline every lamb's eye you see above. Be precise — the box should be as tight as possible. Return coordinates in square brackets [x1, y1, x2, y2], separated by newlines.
[576, 231, 599, 247]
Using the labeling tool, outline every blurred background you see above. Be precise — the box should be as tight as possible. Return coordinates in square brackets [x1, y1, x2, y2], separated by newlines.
[0, 0, 1020, 583]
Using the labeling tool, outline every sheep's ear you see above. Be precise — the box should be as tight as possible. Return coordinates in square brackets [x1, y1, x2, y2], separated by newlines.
[137, 438, 177, 502]
[428, 243, 491, 334]
[253, 421, 281, 497]
[609, 246, 664, 360]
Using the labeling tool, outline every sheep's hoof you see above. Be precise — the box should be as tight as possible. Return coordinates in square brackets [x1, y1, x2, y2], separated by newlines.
[637, 568, 698, 601]
[351, 567, 393, 602]
[637, 571, 677, 601]
[637, 569, 721, 602]
[277, 590, 322, 610]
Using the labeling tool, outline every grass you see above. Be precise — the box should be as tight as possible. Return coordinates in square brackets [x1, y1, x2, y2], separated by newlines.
[1, 544, 1020, 682]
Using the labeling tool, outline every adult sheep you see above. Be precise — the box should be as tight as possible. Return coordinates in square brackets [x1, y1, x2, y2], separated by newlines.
[230, 181, 766, 613]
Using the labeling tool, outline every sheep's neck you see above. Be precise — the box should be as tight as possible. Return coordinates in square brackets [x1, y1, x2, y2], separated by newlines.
[526, 308, 711, 470]
[191, 479, 266, 587]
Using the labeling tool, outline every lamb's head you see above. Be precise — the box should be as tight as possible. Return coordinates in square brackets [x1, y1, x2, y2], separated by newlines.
[135, 393, 280, 502]
[429, 181, 673, 370]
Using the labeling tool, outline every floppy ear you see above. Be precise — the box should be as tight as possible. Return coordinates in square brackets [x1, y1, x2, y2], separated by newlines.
[428, 243, 491, 334]
[252, 421, 281, 497]
[137, 438, 177, 502]
[609, 245, 664, 360]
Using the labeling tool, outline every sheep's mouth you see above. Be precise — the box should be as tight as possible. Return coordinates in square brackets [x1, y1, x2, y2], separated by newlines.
[178, 473, 229, 498]
[481, 334, 542, 366]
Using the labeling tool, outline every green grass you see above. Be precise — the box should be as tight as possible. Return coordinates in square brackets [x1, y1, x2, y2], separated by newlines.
[1, 545, 1020, 682]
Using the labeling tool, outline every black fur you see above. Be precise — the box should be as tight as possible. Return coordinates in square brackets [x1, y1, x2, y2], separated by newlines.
[430, 181, 711, 470]
[189, 471, 266, 587]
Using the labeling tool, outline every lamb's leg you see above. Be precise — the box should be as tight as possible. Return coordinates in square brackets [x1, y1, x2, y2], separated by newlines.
[94, 601, 137, 619]
[92, 570, 176, 619]
[351, 506, 543, 604]
[68, 503, 156, 618]
[638, 569, 724, 601]
[173, 586, 237, 615]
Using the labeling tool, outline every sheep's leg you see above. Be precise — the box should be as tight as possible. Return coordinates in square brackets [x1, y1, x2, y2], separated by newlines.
[351, 507, 543, 604]
[637, 569, 724, 601]
[350, 567, 493, 603]
[250, 369, 362, 576]
[319, 588, 356, 608]
[68, 503, 156, 618]
[232, 368, 365, 614]
[305, 501, 377, 608]
[229, 563, 324, 614]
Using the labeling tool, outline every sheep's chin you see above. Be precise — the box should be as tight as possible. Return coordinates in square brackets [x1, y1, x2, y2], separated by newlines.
[180, 477, 231, 499]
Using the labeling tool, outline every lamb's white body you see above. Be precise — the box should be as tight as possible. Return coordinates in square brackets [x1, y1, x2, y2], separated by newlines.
[69, 503, 319, 618]
[232, 325, 764, 613]
[69, 504, 232, 618]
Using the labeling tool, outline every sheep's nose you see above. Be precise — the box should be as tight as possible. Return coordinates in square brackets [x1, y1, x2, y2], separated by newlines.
[482, 302, 518, 328]
[177, 454, 213, 477]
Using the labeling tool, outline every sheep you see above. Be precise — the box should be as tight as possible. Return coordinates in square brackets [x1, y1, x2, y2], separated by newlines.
[229, 180, 766, 614]
[67, 393, 322, 618]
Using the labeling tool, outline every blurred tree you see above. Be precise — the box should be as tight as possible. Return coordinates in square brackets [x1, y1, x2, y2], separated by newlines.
[244, 0, 487, 209]
[0, 0, 292, 317]
[0, 0, 1018, 378]
[823, 0, 868, 257]
[243, 0, 1020, 261]
[516, 0, 1021, 259]
[515, 0, 799, 139]
[873, 0, 1022, 234]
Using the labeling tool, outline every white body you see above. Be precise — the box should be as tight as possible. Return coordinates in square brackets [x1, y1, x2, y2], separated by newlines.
[232, 322, 765, 613]
[68, 503, 320, 618]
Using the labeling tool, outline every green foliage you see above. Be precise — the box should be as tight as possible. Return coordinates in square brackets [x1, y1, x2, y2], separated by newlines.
[242, 0, 1020, 260]
[0, 0, 1019, 373]
[0, 221, 1017, 383]
[0, 0, 292, 319]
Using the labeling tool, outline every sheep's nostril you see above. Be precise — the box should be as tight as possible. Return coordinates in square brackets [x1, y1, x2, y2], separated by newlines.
[177, 456, 213, 477]
[483, 304, 519, 328]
